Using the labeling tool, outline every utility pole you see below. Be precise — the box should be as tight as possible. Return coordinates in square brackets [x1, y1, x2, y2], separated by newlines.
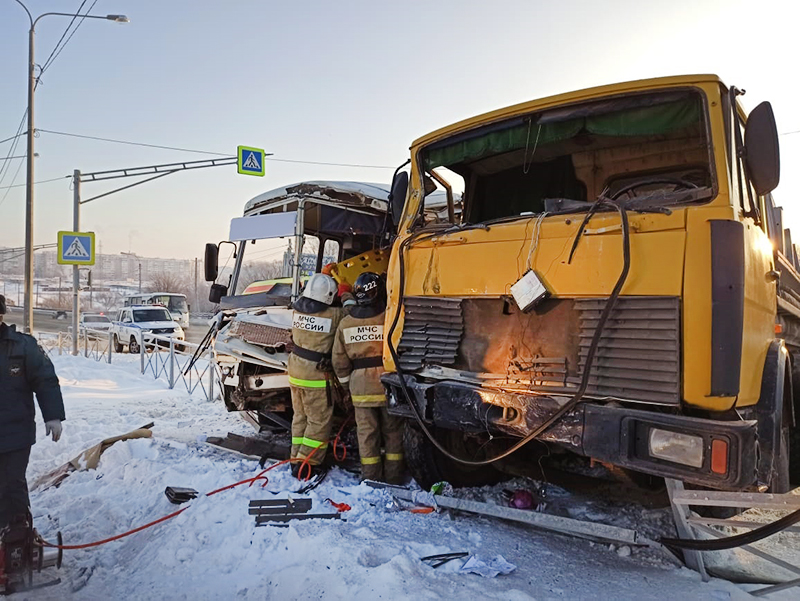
[138, 263, 142, 292]
[22, 10, 35, 333]
[194, 257, 198, 312]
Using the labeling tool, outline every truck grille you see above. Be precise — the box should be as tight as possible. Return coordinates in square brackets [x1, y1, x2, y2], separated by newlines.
[228, 320, 292, 349]
[574, 296, 680, 405]
[397, 297, 463, 371]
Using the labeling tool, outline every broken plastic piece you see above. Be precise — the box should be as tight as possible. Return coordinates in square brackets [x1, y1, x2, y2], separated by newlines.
[164, 487, 199, 505]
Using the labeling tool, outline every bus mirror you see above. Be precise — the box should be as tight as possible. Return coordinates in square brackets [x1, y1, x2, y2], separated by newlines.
[389, 171, 408, 228]
[204, 243, 219, 282]
[208, 283, 227, 304]
[744, 101, 780, 196]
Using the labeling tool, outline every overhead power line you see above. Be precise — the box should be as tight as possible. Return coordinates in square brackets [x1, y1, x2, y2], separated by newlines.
[0, 158, 26, 209]
[37, 129, 229, 156]
[36, 129, 396, 169]
[0, 132, 27, 146]
[0, 175, 70, 190]
[0, 112, 27, 189]
[38, 0, 99, 82]
[38, 0, 88, 81]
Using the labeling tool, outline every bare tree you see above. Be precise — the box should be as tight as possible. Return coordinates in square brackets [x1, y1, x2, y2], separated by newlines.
[147, 273, 191, 296]
[239, 260, 283, 288]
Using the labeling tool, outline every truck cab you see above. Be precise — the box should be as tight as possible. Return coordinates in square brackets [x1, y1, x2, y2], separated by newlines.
[382, 75, 799, 492]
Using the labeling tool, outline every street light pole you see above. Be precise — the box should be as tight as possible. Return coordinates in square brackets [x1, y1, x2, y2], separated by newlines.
[13, 1, 129, 333]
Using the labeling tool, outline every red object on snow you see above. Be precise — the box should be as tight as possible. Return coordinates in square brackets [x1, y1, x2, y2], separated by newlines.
[326, 498, 351, 512]
[509, 490, 535, 510]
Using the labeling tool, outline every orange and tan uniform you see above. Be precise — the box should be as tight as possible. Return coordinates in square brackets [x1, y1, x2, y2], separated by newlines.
[332, 308, 404, 483]
[288, 303, 344, 465]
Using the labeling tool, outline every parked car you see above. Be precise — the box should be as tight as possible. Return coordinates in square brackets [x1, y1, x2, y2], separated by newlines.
[110, 305, 185, 353]
[73, 313, 113, 336]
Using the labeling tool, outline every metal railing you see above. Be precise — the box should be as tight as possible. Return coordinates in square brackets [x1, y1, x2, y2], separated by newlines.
[38, 329, 222, 401]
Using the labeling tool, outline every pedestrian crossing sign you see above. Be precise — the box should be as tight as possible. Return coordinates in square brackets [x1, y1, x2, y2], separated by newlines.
[237, 145, 266, 177]
[57, 231, 95, 265]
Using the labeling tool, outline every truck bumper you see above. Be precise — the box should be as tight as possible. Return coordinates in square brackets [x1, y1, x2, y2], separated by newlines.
[382, 374, 758, 491]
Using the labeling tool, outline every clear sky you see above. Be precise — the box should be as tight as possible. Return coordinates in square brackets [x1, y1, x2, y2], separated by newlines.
[1, 0, 799, 261]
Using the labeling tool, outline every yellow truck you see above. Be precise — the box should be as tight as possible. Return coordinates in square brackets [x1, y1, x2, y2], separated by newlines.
[381, 74, 800, 492]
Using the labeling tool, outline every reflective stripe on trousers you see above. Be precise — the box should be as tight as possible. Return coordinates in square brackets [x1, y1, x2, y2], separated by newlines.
[288, 376, 328, 388]
[292, 436, 327, 449]
[352, 394, 386, 404]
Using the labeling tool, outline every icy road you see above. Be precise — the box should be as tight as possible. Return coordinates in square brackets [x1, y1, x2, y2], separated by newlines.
[14, 354, 793, 600]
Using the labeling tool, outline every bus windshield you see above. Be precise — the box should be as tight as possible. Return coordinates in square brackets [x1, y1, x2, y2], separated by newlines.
[151, 295, 188, 313]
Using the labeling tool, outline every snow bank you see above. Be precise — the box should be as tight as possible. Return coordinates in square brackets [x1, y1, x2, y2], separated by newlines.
[15, 356, 789, 600]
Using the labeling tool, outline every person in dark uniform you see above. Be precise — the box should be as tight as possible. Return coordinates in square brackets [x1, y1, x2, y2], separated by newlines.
[0, 294, 66, 529]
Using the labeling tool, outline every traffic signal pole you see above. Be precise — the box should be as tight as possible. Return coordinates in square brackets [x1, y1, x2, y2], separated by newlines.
[69, 156, 241, 354]
[71, 169, 81, 355]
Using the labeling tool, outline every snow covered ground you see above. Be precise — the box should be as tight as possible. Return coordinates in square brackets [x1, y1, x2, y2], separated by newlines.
[12, 354, 797, 600]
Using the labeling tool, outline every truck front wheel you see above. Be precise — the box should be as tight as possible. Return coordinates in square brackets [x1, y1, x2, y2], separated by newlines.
[402, 422, 505, 490]
[129, 336, 140, 354]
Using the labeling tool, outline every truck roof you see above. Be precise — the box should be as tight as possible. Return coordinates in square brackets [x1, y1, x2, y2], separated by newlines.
[411, 74, 724, 150]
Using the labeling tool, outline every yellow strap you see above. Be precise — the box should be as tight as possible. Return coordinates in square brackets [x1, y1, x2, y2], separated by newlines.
[385, 453, 404, 461]
[360, 456, 381, 465]
[289, 376, 328, 388]
[291, 437, 304, 445]
[300, 437, 328, 449]
[352, 394, 387, 404]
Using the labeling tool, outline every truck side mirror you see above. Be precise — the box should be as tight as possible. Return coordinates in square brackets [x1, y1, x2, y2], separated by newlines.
[744, 101, 780, 196]
[208, 283, 227, 304]
[204, 243, 219, 282]
[388, 171, 408, 228]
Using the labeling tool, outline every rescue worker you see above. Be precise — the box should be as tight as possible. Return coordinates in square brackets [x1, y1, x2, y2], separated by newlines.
[288, 273, 349, 476]
[332, 272, 405, 483]
[0, 294, 65, 529]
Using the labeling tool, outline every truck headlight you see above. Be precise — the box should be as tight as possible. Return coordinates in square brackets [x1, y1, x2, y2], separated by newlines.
[648, 428, 704, 468]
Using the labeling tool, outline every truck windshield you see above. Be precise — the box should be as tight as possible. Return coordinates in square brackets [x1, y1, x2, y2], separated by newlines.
[420, 89, 713, 224]
[133, 309, 172, 323]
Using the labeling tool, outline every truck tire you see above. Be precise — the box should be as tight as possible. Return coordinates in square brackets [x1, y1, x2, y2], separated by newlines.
[129, 336, 140, 354]
[113, 335, 124, 353]
[402, 422, 505, 490]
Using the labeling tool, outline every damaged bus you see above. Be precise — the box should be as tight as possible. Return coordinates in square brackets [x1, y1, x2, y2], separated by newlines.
[203, 181, 394, 427]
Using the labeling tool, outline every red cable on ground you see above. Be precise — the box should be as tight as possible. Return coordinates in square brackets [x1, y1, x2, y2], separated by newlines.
[38, 465, 283, 550]
[332, 414, 353, 463]
[38, 418, 359, 551]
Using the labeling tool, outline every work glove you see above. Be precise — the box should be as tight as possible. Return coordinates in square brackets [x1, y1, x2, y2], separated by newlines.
[45, 420, 63, 443]
[338, 282, 352, 297]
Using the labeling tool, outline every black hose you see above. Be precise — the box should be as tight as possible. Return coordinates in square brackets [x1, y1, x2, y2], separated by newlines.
[661, 507, 800, 551]
[386, 199, 631, 466]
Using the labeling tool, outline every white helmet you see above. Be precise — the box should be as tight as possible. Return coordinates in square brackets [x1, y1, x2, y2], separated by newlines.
[302, 273, 337, 305]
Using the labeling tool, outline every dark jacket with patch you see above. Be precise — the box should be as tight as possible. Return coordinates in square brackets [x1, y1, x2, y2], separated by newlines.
[0, 323, 65, 453]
